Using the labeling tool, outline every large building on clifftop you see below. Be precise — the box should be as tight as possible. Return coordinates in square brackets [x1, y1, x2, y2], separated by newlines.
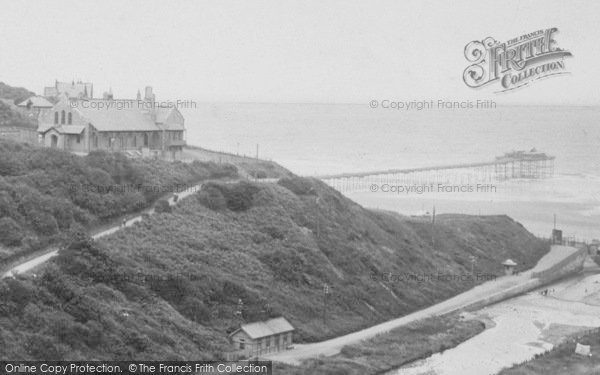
[37, 84, 186, 159]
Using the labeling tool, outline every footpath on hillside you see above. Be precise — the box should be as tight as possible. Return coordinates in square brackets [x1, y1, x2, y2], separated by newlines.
[265, 245, 583, 365]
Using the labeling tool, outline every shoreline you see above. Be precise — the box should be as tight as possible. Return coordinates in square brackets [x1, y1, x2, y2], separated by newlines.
[394, 265, 600, 375]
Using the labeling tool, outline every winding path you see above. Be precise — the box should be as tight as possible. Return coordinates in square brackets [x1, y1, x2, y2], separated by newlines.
[1, 177, 278, 279]
[1, 183, 203, 279]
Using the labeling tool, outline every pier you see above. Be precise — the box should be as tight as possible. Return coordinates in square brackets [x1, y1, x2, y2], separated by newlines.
[316, 150, 555, 193]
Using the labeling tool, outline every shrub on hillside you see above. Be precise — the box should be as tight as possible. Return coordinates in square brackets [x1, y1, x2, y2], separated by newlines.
[0, 217, 23, 246]
[154, 199, 172, 213]
[0, 139, 242, 261]
[249, 169, 268, 179]
[31, 212, 59, 236]
[225, 182, 260, 211]
[197, 186, 227, 211]
[277, 176, 317, 195]
[207, 163, 238, 179]
[0, 155, 25, 176]
[259, 251, 307, 285]
[179, 297, 211, 323]
[202, 181, 260, 212]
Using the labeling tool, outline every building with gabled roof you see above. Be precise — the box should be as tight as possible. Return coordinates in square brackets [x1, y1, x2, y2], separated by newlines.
[16, 95, 54, 120]
[228, 317, 295, 358]
[37, 86, 185, 159]
[17, 95, 54, 110]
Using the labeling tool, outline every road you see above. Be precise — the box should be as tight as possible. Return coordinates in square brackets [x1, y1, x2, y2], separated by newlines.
[264, 245, 581, 365]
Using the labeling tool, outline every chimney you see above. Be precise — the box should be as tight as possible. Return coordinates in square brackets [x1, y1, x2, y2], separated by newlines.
[144, 86, 155, 102]
[143, 86, 156, 120]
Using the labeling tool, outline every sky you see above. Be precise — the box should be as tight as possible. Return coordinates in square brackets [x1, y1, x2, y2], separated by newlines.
[0, 0, 598, 105]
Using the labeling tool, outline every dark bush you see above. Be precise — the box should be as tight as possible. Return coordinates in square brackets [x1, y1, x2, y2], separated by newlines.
[201, 181, 260, 212]
[210, 163, 238, 179]
[179, 297, 211, 323]
[259, 251, 307, 285]
[154, 199, 172, 213]
[25, 333, 66, 359]
[277, 176, 317, 195]
[250, 170, 268, 179]
[197, 186, 227, 211]
[262, 225, 285, 240]
[224, 182, 260, 212]
[0, 155, 25, 176]
[31, 212, 59, 236]
[0, 217, 23, 246]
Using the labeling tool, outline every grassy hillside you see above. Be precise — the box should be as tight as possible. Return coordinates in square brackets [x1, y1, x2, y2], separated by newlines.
[0, 82, 34, 103]
[183, 145, 292, 179]
[0, 173, 549, 360]
[0, 82, 36, 129]
[0, 139, 238, 263]
[0, 101, 36, 129]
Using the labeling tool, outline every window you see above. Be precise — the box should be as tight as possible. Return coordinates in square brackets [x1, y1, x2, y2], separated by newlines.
[266, 338, 270, 347]
[61, 110, 65, 124]
[54, 112, 58, 124]
[68, 112, 72, 125]
[239, 339, 245, 350]
[76, 134, 80, 143]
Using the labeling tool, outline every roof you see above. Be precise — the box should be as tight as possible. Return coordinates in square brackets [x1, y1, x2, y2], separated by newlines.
[502, 259, 517, 266]
[155, 107, 174, 123]
[54, 82, 93, 98]
[17, 96, 54, 108]
[155, 107, 185, 130]
[74, 99, 160, 132]
[230, 317, 294, 339]
[37, 123, 54, 134]
[60, 125, 86, 134]
[39, 125, 85, 135]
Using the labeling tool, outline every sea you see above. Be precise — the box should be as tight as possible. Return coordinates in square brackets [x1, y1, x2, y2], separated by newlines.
[181, 103, 600, 241]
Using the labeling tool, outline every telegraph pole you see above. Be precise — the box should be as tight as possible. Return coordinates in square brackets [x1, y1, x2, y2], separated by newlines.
[323, 283, 330, 325]
[316, 196, 321, 238]
[469, 255, 477, 276]
[235, 298, 244, 323]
